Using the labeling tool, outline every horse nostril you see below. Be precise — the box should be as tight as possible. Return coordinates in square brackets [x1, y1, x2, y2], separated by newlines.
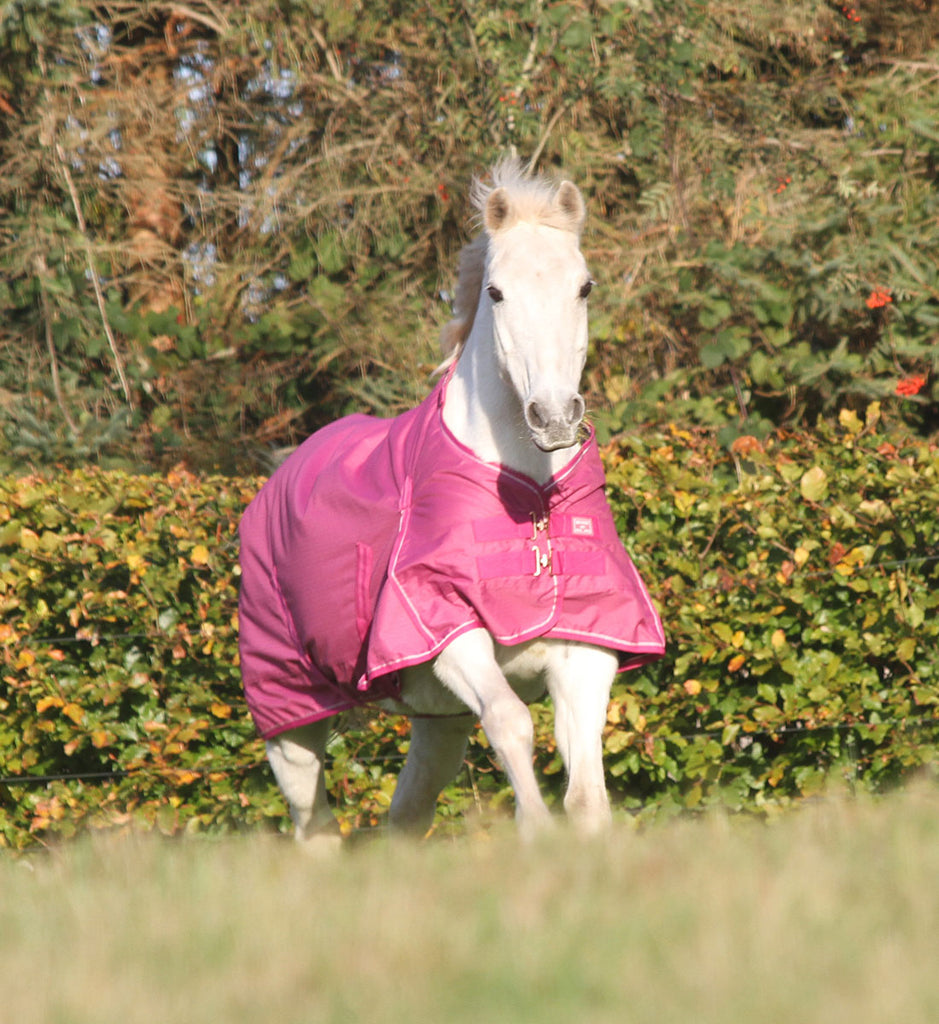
[525, 400, 549, 432]
[525, 395, 584, 435]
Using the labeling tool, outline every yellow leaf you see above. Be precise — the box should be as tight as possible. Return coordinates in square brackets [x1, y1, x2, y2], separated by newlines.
[605, 731, 633, 754]
[36, 695, 65, 713]
[897, 637, 916, 662]
[191, 544, 210, 565]
[209, 701, 232, 719]
[622, 693, 643, 728]
[683, 679, 702, 696]
[91, 730, 113, 749]
[63, 702, 85, 726]
[727, 654, 746, 672]
[731, 630, 745, 648]
[794, 546, 811, 567]
[673, 490, 696, 516]
[16, 649, 36, 670]
[857, 498, 891, 522]
[838, 408, 863, 434]
[771, 629, 787, 650]
[844, 545, 872, 568]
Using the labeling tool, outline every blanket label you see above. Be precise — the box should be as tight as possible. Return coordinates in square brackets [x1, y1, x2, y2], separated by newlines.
[571, 516, 595, 537]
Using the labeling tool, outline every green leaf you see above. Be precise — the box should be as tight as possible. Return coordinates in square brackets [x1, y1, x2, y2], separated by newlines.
[800, 466, 828, 503]
[314, 232, 347, 276]
[698, 298, 733, 330]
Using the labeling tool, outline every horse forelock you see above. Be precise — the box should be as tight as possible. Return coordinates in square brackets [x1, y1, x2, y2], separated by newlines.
[437, 160, 584, 369]
[471, 158, 580, 233]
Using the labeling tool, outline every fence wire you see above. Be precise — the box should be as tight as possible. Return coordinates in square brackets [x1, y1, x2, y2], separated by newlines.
[3, 714, 937, 791]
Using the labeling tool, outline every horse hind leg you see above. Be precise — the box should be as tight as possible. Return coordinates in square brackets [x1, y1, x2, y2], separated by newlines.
[266, 718, 342, 853]
[389, 715, 474, 838]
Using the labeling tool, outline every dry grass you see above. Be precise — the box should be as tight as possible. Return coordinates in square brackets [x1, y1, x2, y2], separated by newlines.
[3, 786, 939, 1024]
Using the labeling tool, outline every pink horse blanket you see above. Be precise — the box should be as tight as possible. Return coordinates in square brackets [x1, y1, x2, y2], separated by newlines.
[239, 374, 665, 739]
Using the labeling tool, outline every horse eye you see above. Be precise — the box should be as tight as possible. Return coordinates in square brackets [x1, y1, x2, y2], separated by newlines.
[487, 283, 504, 304]
[579, 279, 595, 300]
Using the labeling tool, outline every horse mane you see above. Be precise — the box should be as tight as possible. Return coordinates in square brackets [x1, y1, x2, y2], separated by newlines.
[437, 159, 583, 369]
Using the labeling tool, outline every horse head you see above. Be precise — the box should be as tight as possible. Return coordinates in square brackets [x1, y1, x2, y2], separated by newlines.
[478, 165, 593, 452]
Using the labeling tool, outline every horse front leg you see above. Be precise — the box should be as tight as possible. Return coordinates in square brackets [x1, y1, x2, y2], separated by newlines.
[266, 718, 342, 853]
[432, 629, 553, 839]
[544, 642, 619, 835]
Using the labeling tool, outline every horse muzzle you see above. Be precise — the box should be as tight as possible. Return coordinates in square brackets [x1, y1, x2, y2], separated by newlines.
[524, 393, 585, 451]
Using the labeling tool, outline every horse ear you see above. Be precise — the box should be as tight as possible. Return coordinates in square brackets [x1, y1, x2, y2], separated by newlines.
[555, 181, 586, 235]
[484, 187, 514, 233]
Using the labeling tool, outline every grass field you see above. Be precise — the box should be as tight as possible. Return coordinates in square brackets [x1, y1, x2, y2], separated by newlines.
[2, 785, 938, 1024]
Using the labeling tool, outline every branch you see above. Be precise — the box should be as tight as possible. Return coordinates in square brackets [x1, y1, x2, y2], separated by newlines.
[169, 3, 230, 35]
[310, 25, 345, 84]
[528, 103, 569, 172]
[55, 144, 136, 411]
[521, 0, 545, 77]
[34, 254, 79, 435]
[37, 44, 135, 411]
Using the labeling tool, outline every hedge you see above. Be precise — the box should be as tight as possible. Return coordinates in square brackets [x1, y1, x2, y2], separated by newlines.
[600, 405, 939, 815]
[1, 411, 937, 848]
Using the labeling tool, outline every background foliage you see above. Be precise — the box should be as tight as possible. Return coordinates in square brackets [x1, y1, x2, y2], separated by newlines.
[1, 0, 937, 473]
[2, 417, 936, 848]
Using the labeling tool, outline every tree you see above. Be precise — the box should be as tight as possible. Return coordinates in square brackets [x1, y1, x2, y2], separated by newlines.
[1, 1, 937, 473]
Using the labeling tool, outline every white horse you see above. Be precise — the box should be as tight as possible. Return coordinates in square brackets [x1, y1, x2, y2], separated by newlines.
[239, 160, 664, 848]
